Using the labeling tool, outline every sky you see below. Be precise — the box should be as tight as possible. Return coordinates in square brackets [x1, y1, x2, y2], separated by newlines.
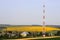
[0, 0, 60, 25]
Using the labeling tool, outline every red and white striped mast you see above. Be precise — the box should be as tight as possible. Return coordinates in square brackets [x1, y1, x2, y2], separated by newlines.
[42, 0, 46, 37]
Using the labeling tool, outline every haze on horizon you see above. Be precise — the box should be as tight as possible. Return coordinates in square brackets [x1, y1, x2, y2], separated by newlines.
[0, 0, 60, 25]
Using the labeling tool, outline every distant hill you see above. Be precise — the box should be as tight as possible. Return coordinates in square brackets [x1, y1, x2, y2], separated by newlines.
[0, 24, 11, 30]
[46, 25, 60, 28]
[0, 24, 11, 27]
[0, 24, 60, 29]
[0, 24, 60, 31]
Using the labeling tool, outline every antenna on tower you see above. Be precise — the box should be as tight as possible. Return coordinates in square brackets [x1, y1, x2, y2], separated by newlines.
[42, 0, 46, 37]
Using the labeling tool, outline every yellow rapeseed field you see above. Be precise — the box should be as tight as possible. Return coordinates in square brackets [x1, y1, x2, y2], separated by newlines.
[3, 26, 60, 32]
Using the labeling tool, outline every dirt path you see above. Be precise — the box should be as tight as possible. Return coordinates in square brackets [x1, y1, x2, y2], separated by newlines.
[3, 36, 60, 40]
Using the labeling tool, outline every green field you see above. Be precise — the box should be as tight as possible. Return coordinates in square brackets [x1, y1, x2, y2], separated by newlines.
[33, 37, 60, 40]
[1, 37, 60, 40]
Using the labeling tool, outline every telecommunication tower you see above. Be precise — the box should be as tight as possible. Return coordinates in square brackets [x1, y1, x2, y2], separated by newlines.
[42, 0, 46, 37]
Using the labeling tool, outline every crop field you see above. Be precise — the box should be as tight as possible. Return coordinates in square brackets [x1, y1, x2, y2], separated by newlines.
[2, 26, 60, 32]
[0, 25, 60, 39]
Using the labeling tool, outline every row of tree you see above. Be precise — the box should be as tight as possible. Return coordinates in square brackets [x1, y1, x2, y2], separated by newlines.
[0, 31, 60, 39]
